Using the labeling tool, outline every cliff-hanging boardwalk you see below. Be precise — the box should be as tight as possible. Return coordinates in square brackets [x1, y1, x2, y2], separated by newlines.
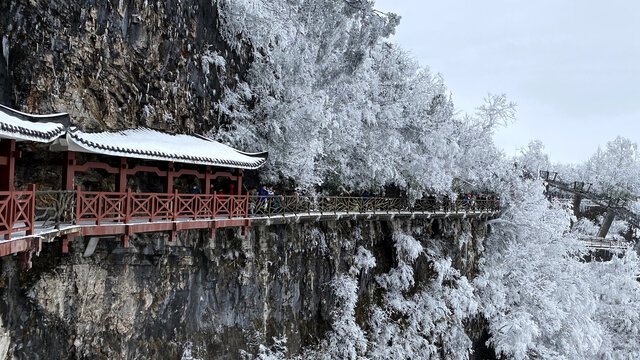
[0, 104, 500, 269]
[1, 191, 500, 268]
[540, 171, 640, 231]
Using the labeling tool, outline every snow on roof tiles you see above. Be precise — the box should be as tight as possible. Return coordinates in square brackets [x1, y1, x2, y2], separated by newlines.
[0, 104, 66, 143]
[67, 128, 267, 169]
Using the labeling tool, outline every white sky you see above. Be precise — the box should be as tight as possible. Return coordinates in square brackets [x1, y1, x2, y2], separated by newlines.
[374, 0, 640, 164]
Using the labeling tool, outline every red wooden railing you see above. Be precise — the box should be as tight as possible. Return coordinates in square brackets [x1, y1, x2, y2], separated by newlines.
[0, 186, 35, 239]
[75, 188, 249, 225]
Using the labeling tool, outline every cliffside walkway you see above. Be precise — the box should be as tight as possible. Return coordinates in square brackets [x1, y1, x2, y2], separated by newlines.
[0, 190, 500, 268]
[541, 171, 639, 250]
[541, 170, 640, 230]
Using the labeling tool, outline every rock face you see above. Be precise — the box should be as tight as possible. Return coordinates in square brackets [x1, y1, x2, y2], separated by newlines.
[0, 217, 490, 359]
[0, 0, 246, 132]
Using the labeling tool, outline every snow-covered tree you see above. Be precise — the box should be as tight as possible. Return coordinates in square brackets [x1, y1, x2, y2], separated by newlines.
[579, 136, 640, 198]
[476, 176, 640, 359]
[213, 0, 513, 196]
[515, 140, 551, 178]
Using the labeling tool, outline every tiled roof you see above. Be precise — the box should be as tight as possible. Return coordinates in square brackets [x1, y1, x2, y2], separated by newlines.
[0, 104, 66, 143]
[67, 128, 267, 169]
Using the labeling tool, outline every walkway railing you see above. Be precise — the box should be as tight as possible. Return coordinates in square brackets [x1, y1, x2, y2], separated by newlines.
[248, 195, 499, 217]
[581, 238, 632, 251]
[0, 190, 502, 240]
[0, 186, 35, 239]
[75, 189, 248, 225]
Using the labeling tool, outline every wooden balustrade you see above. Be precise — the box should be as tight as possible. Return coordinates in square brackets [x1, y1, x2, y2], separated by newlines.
[0, 186, 35, 239]
[74, 187, 249, 225]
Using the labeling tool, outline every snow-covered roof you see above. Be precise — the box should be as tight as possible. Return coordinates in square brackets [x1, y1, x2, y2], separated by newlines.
[0, 104, 66, 143]
[67, 128, 267, 169]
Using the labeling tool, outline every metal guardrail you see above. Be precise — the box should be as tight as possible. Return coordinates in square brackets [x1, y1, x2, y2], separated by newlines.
[248, 195, 500, 217]
[581, 238, 632, 250]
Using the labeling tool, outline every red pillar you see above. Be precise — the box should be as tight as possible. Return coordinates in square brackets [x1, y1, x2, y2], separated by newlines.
[61, 151, 76, 190]
[204, 166, 212, 195]
[61, 234, 69, 254]
[115, 157, 127, 192]
[236, 169, 243, 195]
[0, 139, 16, 191]
[164, 162, 174, 193]
[60, 152, 76, 256]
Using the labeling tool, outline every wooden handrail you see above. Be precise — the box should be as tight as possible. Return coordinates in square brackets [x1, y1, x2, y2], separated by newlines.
[0, 187, 35, 239]
[73, 190, 252, 225]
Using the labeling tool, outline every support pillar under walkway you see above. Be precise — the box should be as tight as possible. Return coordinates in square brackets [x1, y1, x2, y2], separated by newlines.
[597, 211, 616, 238]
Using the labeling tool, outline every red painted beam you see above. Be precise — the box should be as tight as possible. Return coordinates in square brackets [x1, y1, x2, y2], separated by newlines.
[126, 164, 166, 177]
[82, 224, 127, 236]
[174, 220, 215, 231]
[79, 218, 249, 237]
[131, 222, 174, 233]
[75, 161, 119, 174]
[174, 168, 205, 179]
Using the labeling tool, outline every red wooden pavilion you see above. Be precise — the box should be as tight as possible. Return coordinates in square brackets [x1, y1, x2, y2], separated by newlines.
[0, 104, 267, 268]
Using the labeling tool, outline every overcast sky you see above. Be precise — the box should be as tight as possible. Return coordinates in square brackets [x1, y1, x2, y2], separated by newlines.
[374, 0, 640, 164]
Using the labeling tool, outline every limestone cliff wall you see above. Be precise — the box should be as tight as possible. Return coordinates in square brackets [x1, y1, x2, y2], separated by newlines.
[0, 0, 246, 132]
[0, 217, 489, 359]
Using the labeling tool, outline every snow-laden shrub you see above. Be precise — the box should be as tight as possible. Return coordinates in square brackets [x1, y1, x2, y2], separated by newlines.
[588, 251, 640, 358]
[252, 337, 288, 360]
[572, 218, 600, 236]
[364, 231, 478, 359]
[393, 231, 423, 262]
[308, 275, 367, 360]
[577, 137, 640, 197]
[369, 252, 478, 359]
[608, 219, 629, 240]
[350, 246, 376, 276]
[631, 200, 640, 216]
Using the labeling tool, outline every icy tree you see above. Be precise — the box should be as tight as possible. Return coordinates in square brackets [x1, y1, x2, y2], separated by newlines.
[213, 0, 512, 196]
[515, 140, 551, 178]
[579, 136, 640, 197]
[587, 252, 640, 358]
[476, 175, 640, 359]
